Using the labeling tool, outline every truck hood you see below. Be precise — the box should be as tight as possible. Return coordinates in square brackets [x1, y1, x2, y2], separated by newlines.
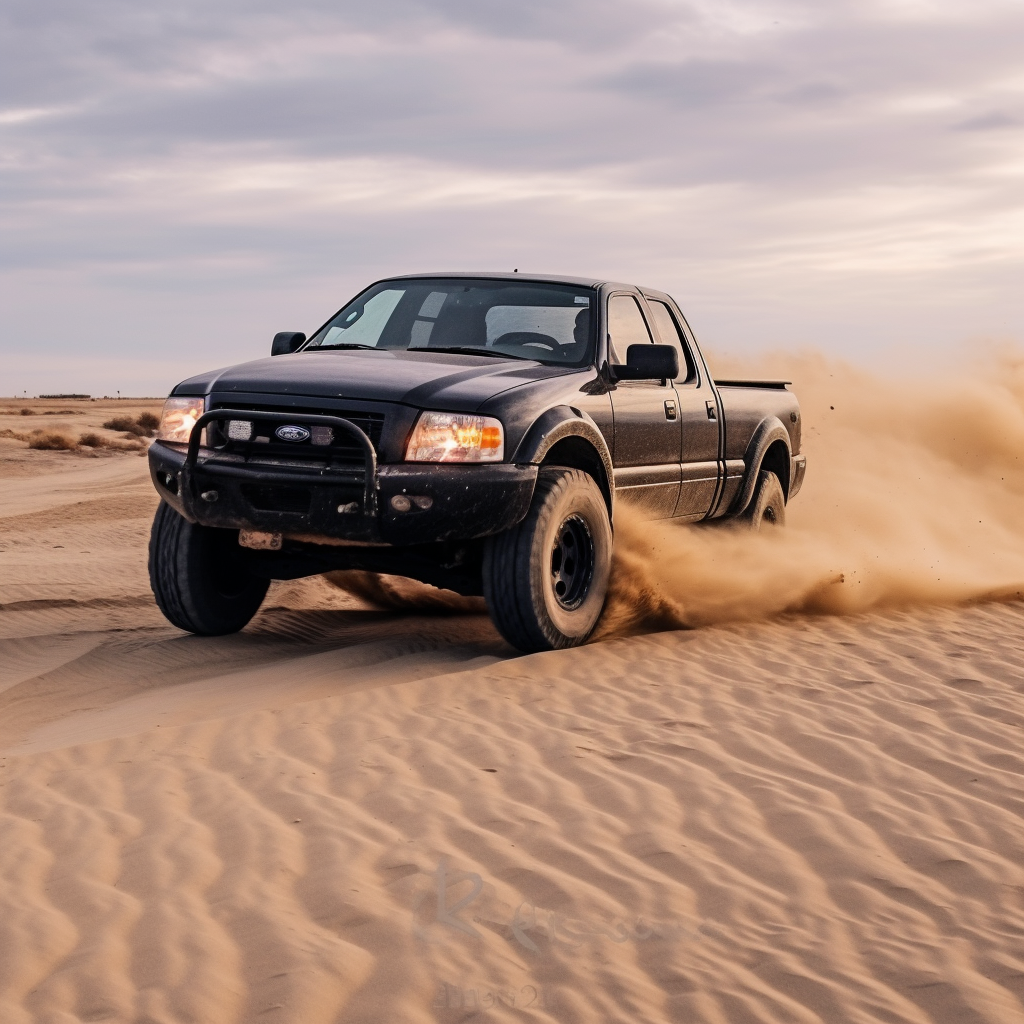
[174, 349, 576, 410]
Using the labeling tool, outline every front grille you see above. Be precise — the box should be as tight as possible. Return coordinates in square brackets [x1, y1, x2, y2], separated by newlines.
[209, 402, 384, 465]
[242, 485, 312, 514]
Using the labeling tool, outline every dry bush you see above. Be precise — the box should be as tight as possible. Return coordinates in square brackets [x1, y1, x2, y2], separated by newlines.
[0, 428, 30, 442]
[27, 431, 78, 451]
[103, 412, 157, 437]
[20, 408, 35, 416]
[103, 415, 145, 435]
[78, 432, 109, 448]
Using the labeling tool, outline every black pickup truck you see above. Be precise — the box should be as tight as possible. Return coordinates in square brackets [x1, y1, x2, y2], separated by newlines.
[148, 273, 805, 652]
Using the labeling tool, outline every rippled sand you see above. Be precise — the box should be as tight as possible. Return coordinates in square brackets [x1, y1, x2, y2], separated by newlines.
[2, 435, 1024, 1022]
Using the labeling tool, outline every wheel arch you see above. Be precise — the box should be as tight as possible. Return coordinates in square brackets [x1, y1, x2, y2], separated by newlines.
[730, 417, 792, 516]
[511, 406, 614, 519]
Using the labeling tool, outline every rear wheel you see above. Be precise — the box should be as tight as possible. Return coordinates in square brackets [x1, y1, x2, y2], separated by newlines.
[483, 468, 612, 653]
[743, 470, 786, 531]
[148, 501, 269, 635]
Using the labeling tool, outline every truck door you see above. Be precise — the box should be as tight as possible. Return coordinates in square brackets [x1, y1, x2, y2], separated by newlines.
[645, 298, 721, 519]
[607, 293, 682, 519]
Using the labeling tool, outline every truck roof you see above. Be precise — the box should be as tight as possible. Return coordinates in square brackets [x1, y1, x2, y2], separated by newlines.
[382, 271, 664, 296]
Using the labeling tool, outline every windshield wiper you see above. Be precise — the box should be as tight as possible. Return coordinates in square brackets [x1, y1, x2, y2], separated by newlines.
[421, 346, 533, 361]
[314, 343, 379, 350]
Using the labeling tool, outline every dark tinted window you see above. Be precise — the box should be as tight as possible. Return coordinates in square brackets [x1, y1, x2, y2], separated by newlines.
[305, 279, 596, 366]
[647, 300, 696, 382]
[607, 295, 653, 363]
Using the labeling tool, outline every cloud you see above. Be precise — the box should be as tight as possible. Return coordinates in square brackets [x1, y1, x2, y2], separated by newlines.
[1, 0, 1023, 393]
[953, 111, 1020, 131]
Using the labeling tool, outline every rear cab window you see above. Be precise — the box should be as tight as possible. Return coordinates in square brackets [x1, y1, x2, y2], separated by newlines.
[645, 299, 697, 384]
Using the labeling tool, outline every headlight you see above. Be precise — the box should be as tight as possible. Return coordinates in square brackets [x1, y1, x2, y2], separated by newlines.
[405, 412, 504, 463]
[157, 396, 205, 443]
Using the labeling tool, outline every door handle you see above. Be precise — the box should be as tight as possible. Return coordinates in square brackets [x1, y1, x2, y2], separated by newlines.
[664, 400, 677, 420]
[706, 400, 717, 421]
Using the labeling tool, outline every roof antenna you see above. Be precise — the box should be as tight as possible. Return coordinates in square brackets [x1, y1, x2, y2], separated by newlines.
[513, 268, 518, 273]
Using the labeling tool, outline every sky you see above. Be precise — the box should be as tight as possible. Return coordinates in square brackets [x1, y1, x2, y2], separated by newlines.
[2, 0, 1023, 396]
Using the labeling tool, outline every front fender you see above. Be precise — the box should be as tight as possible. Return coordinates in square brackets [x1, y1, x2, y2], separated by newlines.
[731, 416, 791, 515]
[511, 405, 615, 516]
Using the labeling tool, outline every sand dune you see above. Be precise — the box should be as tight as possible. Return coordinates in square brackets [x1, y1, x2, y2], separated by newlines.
[2, 363, 1024, 1022]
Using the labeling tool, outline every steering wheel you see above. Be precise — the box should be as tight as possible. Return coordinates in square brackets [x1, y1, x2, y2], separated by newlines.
[493, 332, 557, 352]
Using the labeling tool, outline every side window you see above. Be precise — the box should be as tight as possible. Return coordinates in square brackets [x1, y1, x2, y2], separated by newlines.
[647, 300, 696, 383]
[607, 295, 652, 363]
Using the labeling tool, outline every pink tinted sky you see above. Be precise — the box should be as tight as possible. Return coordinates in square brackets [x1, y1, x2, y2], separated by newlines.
[1, 0, 1022, 395]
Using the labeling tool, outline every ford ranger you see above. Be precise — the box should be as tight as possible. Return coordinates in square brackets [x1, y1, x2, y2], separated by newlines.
[147, 273, 805, 652]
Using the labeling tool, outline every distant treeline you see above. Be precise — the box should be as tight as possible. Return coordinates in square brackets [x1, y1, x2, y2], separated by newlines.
[38, 394, 91, 399]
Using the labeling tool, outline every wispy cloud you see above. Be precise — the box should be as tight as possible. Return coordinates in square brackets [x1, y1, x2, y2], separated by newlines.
[1, 0, 1022, 393]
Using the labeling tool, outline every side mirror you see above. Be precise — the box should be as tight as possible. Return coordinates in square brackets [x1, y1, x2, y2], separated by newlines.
[271, 331, 306, 356]
[611, 344, 678, 382]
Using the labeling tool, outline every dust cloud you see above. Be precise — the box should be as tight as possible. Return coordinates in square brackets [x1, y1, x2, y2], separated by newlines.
[598, 347, 1024, 636]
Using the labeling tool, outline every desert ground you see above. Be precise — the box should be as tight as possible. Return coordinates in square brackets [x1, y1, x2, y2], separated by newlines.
[2, 368, 1024, 1024]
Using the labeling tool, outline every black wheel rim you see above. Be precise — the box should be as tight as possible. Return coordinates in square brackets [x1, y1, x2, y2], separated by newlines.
[550, 514, 595, 610]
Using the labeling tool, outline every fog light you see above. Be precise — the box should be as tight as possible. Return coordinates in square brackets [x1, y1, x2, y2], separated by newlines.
[201, 490, 219, 502]
[390, 494, 412, 512]
[310, 425, 333, 446]
[157, 471, 179, 495]
[411, 495, 433, 510]
[227, 419, 253, 441]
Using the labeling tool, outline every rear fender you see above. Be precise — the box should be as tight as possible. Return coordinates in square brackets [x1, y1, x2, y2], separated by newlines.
[731, 417, 792, 515]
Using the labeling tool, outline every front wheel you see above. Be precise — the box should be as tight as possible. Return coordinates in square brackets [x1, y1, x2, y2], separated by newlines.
[483, 468, 612, 653]
[148, 501, 269, 635]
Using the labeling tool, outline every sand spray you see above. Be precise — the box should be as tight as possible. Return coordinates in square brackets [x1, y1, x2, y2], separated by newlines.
[598, 347, 1024, 635]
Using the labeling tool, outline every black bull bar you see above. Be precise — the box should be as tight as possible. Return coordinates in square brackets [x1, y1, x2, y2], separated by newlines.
[184, 409, 379, 517]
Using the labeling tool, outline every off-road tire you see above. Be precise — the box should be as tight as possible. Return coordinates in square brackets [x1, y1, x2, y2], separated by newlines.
[148, 501, 269, 635]
[483, 467, 612, 653]
[743, 470, 786, 531]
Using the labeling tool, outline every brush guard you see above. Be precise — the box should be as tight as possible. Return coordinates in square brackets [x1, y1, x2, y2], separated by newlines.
[182, 409, 379, 517]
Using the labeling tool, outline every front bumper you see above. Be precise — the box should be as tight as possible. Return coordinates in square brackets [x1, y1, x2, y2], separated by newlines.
[149, 439, 538, 546]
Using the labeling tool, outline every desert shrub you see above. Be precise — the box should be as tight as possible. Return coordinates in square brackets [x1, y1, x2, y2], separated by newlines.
[78, 432, 109, 448]
[0, 428, 30, 441]
[20, 408, 35, 416]
[103, 412, 157, 436]
[103, 415, 145, 435]
[27, 431, 78, 451]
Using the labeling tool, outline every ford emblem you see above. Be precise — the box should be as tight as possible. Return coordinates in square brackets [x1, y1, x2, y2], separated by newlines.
[275, 424, 311, 443]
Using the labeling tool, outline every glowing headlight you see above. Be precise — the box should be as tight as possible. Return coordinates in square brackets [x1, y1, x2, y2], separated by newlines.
[157, 396, 205, 443]
[405, 412, 504, 463]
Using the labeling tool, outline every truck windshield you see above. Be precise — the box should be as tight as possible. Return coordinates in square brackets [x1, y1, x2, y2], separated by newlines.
[304, 279, 596, 367]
